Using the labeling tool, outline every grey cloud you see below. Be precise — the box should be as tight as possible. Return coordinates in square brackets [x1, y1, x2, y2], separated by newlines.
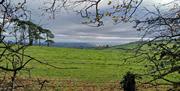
[24, 0, 167, 45]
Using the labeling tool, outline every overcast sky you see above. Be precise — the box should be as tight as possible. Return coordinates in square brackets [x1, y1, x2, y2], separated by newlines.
[25, 0, 174, 45]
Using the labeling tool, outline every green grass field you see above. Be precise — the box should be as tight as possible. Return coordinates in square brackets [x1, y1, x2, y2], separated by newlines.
[0, 42, 179, 91]
[19, 44, 179, 84]
[23, 45, 144, 82]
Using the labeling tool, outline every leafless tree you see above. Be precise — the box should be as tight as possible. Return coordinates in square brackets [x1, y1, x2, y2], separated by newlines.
[132, 2, 180, 87]
[0, 0, 57, 90]
[43, 0, 143, 26]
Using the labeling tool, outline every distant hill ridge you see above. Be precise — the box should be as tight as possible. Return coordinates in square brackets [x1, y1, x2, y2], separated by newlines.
[43, 41, 143, 49]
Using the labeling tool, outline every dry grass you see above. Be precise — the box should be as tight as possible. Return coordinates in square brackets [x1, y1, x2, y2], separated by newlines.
[0, 78, 175, 91]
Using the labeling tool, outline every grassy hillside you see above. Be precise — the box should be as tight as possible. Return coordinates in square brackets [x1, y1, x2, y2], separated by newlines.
[105, 41, 142, 50]
[21, 45, 179, 83]
[23, 46, 143, 82]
